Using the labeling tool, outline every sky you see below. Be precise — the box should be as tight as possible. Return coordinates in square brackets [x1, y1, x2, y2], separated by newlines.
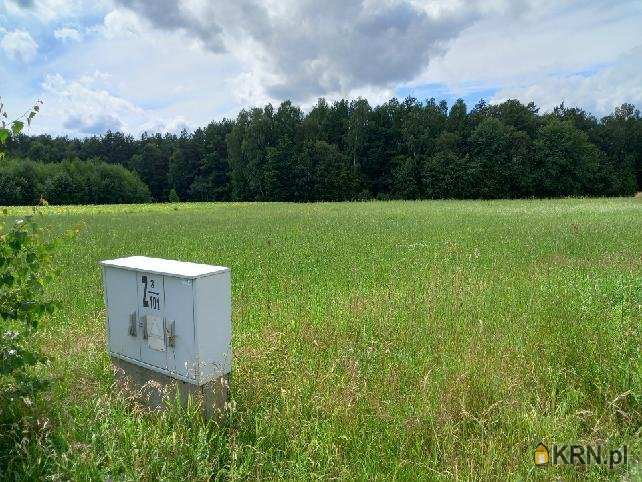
[1, 0, 641, 137]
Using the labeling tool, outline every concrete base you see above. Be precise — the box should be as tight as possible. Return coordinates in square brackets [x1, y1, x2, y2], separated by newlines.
[111, 357, 229, 420]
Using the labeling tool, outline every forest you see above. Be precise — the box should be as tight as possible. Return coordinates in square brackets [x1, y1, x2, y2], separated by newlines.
[3, 97, 641, 205]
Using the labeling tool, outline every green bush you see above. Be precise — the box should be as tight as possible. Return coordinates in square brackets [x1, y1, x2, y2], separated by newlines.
[1, 102, 79, 478]
[0, 212, 76, 478]
[0, 214, 67, 376]
[168, 188, 180, 203]
[0, 158, 151, 206]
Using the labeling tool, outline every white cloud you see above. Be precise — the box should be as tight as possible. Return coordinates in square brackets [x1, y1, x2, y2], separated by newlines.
[113, 0, 491, 103]
[413, 1, 642, 100]
[62, 112, 123, 133]
[41, 72, 144, 134]
[32, 13, 241, 134]
[1, 29, 38, 61]
[54, 26, 81, 42]
[101, 8, 144, 39]
[3, 0, 109, 23]
[139, 115, 191, 134]
[492, 47, 642, 116]
[37, 71, 201, 136]
[112, 0, 642, 111]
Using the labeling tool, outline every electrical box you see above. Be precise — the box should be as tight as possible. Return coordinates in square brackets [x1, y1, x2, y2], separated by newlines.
[100, 256, 231, 385]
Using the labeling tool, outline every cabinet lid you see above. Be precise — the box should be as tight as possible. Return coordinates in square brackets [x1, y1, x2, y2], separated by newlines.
[100, 256, 229, 279]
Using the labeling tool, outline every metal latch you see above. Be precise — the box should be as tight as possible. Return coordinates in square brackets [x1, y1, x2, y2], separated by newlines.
[165, 320, 176, 347]
[128, 312, 137, 336]
[141, 315, 148, 340]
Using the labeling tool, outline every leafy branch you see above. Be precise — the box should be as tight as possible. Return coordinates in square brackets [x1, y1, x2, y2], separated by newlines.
[0, 98, 42, 160]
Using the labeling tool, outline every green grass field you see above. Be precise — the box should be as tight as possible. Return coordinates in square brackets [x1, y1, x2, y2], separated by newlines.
[1, 198, 641, 480]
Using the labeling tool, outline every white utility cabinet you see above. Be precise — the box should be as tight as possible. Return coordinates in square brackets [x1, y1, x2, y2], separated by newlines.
[100, 256, 231, 385]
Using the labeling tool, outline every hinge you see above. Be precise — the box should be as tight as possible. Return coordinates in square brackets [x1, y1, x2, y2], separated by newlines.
[165, 320, 176, 347]
[128, 312, 137, 336]
[142, 315, 148, 340]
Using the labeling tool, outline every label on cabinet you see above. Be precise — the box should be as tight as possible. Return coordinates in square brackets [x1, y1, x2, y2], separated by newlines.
[147, 315, 165, 351]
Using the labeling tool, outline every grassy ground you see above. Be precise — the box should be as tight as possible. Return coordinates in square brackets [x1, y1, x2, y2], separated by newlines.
[0, 198, 640, 480]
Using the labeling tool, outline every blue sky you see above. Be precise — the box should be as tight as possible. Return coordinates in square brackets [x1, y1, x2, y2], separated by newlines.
[1, 0, 641, 137]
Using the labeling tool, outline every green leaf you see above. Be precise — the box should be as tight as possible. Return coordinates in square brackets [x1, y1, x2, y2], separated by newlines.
[11, 120, 24, 135]
[0, 127, 9, 144]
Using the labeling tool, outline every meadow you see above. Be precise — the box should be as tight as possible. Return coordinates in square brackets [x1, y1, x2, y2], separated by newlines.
[1, 198, 640, 480]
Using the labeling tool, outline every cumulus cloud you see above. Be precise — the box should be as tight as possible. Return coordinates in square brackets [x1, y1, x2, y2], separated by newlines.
[114, 0, 225, 51]
[414, 1, 642, 103]
[252, 1, 475, 101]
[492, 47, 642, 116]
[5, 0, 111, 23]
[101, 8, 144, 39]
[41, 72, 143, 134]
[1, 29, 38, 61]
[63, 112, 123, 134]
[39, 71, 196, 136]
[3, 0, 75, 22]
[113, 0, 507, 103]
[54, 26, 81, 42]
[139, 115, 191, 135]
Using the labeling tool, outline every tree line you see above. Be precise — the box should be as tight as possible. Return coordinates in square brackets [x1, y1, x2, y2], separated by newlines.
[0, 158, 150, 205]
[3, 98, 641, 205]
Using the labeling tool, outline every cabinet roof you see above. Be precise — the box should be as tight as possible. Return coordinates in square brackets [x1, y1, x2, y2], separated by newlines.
[101, 256, 229, 279]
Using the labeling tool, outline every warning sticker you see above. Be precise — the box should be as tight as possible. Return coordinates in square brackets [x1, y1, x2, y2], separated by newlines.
[147, 315, 165, 351]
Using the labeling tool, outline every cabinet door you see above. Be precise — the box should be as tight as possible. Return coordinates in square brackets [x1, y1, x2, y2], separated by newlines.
[137, 272, 168, 370]
[194, 272, 232, 383]
[104, 267, 140, 360]
[164, 276, 195, 381]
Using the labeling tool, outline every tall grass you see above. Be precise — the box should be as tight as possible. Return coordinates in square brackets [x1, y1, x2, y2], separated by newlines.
[1, 198, 640, 480]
